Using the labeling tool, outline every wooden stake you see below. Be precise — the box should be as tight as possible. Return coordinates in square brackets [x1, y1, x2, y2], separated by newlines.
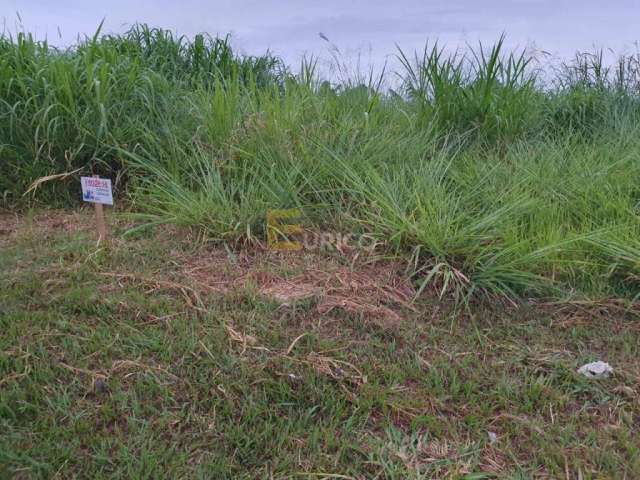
[93, 174, 107, 243]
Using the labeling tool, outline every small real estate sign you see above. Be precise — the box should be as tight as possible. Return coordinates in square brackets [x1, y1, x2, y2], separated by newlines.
[81, 176, 113, 205]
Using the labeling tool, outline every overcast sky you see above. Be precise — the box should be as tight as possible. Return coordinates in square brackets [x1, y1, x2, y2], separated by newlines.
[2, 1, 639, 71]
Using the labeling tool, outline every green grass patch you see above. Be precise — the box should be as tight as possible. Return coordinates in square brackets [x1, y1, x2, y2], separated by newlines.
[3, 25, 639, 300]
[1, 213, 639, 478]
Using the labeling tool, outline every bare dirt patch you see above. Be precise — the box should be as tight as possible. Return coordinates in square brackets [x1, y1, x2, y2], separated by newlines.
[0, 211, 19, 245]
[180, 248, 416, 322]
[0, 209, 94, 244]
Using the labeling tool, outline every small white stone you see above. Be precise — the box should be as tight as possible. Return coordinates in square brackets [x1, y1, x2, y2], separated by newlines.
[577, 361, 613, 379]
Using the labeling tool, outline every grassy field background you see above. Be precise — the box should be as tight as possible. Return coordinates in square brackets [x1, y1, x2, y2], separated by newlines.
[1, 24, 640, 478]
[1, 211, 639, 478]
[1, 25, 639, 301]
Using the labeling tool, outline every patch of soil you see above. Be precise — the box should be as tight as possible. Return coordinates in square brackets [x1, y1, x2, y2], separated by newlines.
[0, 209, 94, 240]
[181, 249, 416, 322]
[0, 212, 19, 237]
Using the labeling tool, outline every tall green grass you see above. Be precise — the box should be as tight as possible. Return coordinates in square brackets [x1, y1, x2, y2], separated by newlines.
[0, 24, 282, 204]
[1, 25, 639, 301]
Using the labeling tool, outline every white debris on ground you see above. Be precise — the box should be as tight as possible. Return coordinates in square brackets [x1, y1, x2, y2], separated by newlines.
[577, 361, 614, 379]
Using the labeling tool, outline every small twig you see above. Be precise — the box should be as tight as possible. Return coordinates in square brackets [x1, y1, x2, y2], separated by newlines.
[286, 333, 308, 355]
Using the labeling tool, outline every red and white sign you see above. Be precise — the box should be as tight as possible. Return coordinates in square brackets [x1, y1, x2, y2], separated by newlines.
[81, 177, 113, 205]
